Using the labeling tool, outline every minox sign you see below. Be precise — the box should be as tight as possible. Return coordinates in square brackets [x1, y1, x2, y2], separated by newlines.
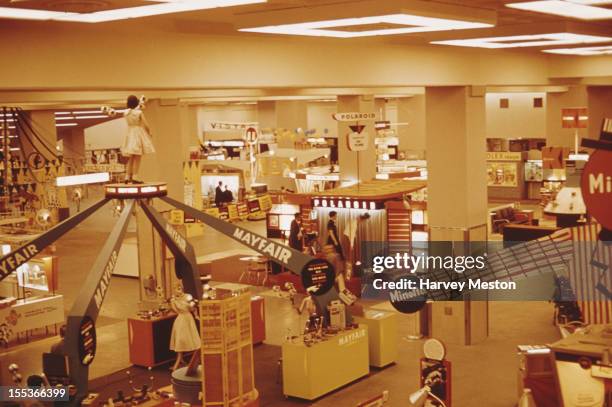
[582, 149, 612, 230]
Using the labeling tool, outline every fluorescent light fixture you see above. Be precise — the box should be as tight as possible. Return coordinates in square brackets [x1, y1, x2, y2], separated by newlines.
[506, 0, 612, 20]
[56, 123, 78, 127]
[0, 0, 265, 23]
[55, 110, 102, 115]
[543, 44, 612, 55]
[56, 115, 107, 120]
[240, 13, 492, 37]
[432, 32, 612, 48]
[56, 172, 110, 187]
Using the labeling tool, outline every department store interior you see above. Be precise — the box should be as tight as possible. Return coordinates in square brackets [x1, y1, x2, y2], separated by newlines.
[0, 1, 611, 406]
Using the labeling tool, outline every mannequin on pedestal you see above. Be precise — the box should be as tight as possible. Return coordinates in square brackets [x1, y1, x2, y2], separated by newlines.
[169, 286, 201, 371]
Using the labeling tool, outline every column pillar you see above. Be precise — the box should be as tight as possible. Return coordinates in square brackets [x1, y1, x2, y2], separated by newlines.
[587, 86, 612, 142]
[546, 86, 588, 148]
[257, 100, 308, 148]
[136, 99, 200, 301]
[425, 86, 488, 345]
[397, 95, 426, 157]
[59, 127, 85, 173]
[337, 95, 377, 184]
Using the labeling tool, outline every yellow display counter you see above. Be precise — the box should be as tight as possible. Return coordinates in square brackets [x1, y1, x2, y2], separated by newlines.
[282, 326, 369, 400]
[353, 310, 398, 368]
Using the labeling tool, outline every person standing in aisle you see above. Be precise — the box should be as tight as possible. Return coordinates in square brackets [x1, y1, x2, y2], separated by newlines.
[223, 185, 234, 204]
[288, 212, 303, 251]
[327, 211, 344, 260]
[102, 95, 155, 183]
[215, 181, 223, 207]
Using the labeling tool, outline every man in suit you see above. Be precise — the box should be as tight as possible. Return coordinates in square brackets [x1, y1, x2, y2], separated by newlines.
[289, 213, 303, 251]
[214, 181, 223, 207]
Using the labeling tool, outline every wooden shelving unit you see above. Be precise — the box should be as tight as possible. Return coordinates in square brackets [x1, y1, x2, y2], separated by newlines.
[199, 291, 256, 407]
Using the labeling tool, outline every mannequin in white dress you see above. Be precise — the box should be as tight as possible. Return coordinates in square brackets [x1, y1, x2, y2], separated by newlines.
[169, 287, 201, 371]
[102, 95, 155, 183]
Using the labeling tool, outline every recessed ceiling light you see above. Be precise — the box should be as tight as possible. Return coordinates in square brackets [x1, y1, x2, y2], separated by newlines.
[240, 13, 492, 37]
[542, 44, 612, 54]
[506, 0, 612, 20]
[0, 0, 266, 23]
[432, 32, 612, 48]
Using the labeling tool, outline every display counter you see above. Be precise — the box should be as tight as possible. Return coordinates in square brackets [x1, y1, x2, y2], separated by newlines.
[0, 294, 64, 344]
[128, 312, 177, 368]
[353, 310, 398, 367]
[282, 326, 369, 400]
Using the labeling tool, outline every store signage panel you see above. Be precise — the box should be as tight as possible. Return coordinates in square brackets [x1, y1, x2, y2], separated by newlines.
[561, 107, 588, 129]
[332, 112, 376, 122]
[78, 316, 96, 366]
[581, 149, 612, 230]
[348, 132, 369, 152]
[301, 258, 335, 296]
[169, 210, 185, 225]
[485, 152, 521, 161]
[0, 295, 64, 338]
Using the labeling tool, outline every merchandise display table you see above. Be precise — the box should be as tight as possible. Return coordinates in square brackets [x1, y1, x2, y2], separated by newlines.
[282, 326, 369, 400]
[128, 312, 176, 368]
[353, 310, 398, 367]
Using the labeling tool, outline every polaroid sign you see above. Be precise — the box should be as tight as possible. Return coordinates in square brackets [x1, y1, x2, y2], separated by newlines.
[332, 112, 376, 122]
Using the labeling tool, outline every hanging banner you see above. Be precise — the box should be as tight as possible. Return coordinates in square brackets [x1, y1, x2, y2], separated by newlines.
[332, 112, 376, 122]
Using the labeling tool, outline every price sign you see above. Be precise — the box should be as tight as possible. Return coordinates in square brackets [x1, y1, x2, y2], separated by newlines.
[301, 259, 335, 296]
[169, 209, 184, 225]
[348, 132, 369, 152]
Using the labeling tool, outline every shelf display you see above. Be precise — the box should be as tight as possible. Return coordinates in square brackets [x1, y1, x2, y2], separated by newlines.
[486, 151, 525, 199]
[266, 203, 299, 239]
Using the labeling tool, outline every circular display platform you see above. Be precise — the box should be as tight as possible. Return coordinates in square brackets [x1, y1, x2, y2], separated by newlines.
[104, 182, 168, 199]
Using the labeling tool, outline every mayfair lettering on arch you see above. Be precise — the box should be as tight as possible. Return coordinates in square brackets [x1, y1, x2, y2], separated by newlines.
[0, 244, 39, 277]
[232, 228, 292, 265]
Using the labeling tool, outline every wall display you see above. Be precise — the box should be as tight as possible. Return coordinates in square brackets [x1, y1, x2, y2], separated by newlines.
[524, 160, 543, 182]
[487, 162, 518, 187]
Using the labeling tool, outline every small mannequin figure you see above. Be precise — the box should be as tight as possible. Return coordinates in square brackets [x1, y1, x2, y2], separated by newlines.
[102, 95, 155, 183]
[169, 287, 201, 371]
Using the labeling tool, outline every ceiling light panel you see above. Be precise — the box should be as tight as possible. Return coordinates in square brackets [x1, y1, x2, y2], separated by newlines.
[240, 14, 492, 38]
[432, 33, 612, 48]
[0, 0, 265, 23]
[542, 44, 612, 54]
[506, 0, 612, 20]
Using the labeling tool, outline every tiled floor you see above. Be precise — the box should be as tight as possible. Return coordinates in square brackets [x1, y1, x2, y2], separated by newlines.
[0, 194, 562, 406]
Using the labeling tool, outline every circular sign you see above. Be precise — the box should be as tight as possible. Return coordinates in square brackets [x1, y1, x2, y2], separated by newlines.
[78, 316, 97, 366]
[245, 127, 258, 143]
[581, 150, 612, 230]
[423, 338, 446, 361]
[301, 259, 335, 296]
[388, 274, 427, 314]
[27, 152, 45, 170]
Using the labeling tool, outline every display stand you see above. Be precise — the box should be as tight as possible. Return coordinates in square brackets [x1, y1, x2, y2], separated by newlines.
[127, 313, 176, 368]
[199, 290, 257, 407]
[282, 326, 369, 400]
[353, 310, 398, 368]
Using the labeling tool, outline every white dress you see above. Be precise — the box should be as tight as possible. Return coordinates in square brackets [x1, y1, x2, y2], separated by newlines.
[169, 295, 201, 352]
[121, 109, 156, 156]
